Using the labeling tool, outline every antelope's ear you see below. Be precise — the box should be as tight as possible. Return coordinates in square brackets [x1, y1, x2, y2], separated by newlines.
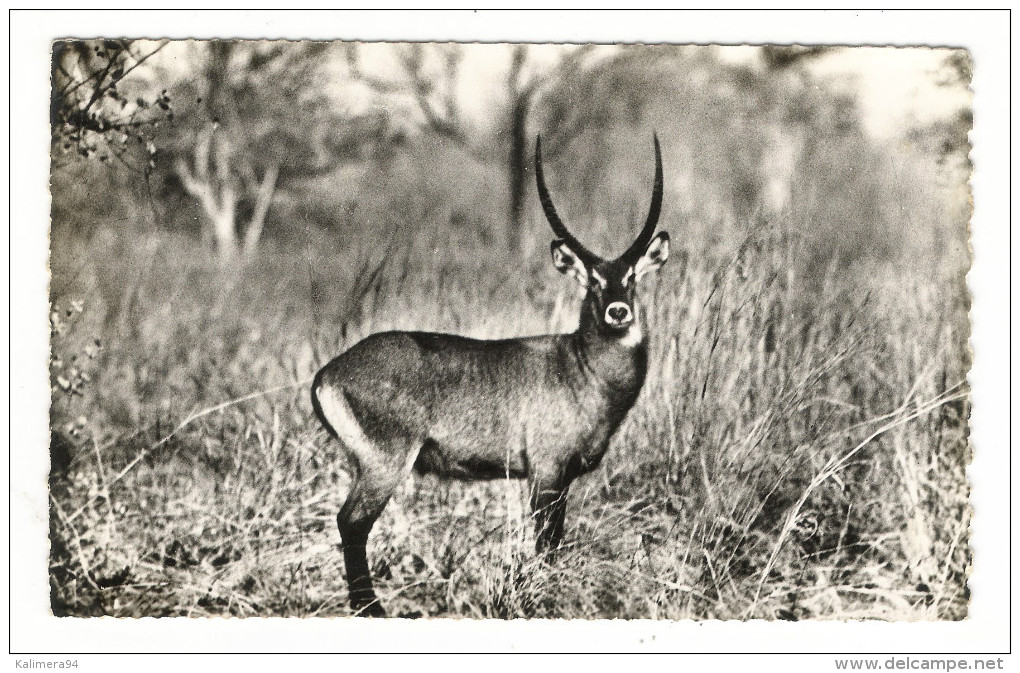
[551, 239, 588, 287]
[635, 231, 670, 281]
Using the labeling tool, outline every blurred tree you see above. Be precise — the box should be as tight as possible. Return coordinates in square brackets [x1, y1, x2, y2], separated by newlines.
[533, 43, 908, 275]
[760, 45, 834, 72]
[505, 45, 539, 244]
[533, 46, 780, 225]
[534, 46, 669, 202]
[933, 50, 972, 90]
[169, 41, 390, 262]
[345, 43, 595, 247]
[902, 50, 973, 253]
[908, 51, 973, 171]
[51, 39, 172, 168]
[503, 45, 596, 245]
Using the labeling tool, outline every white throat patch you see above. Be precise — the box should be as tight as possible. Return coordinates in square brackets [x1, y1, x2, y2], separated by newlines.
[617, 323, 643, 347]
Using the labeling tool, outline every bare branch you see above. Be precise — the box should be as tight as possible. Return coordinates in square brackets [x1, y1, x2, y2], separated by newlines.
[243, 163, 279, 257]
[173, 157, 202, 196]
[55, 42, 117, 102]
[82, 43, 127, 114]
[174, 154, 219, 221]
[347, 42, 469, 147]
[117, 40, 170, 82]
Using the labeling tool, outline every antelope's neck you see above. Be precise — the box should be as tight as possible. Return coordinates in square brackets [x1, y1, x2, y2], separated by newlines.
[571, 319, 649, 396]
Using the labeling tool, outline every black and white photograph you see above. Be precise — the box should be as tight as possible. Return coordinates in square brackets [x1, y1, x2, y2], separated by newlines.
[10, 8, 1011, 661]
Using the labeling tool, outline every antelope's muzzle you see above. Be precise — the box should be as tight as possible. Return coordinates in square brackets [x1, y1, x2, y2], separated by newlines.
[605, 302, 633, 328]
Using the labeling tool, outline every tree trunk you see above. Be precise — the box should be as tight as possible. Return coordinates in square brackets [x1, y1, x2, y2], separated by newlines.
[506, 45, 532, 250]
[174, 129, 241, 264]
[212, 213, 237, 262]
[507, 94, 530, 250]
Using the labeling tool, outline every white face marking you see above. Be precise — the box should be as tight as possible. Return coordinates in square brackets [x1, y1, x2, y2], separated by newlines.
[622, 267, 635, 288]
[590, 268, 608, 289]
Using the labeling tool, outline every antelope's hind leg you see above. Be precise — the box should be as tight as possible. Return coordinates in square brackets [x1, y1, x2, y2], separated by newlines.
[336, 466, 403, 617]
[315, 384, 417, 617]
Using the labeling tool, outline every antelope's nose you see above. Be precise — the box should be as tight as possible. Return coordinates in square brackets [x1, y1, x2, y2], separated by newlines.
[605, 302, 633, 326]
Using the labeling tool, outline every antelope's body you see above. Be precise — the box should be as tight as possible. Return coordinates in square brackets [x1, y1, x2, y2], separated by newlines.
[313, 135, 670, 616]
[314, 328, 646, 482]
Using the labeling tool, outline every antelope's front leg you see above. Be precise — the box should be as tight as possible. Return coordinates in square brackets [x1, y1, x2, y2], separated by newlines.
[529, 475, 569, 556]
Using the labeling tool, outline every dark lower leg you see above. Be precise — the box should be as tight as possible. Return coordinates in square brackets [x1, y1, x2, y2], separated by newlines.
[532, 488, 568, 556]
[339, 520, 385, 617]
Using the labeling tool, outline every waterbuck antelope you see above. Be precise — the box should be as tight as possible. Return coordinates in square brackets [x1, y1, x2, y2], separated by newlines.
[312, 135, 670, 616]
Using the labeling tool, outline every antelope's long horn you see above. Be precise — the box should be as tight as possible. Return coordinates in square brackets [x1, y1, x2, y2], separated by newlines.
[535, 135, 599, 264]
[621, 133, 663, 263]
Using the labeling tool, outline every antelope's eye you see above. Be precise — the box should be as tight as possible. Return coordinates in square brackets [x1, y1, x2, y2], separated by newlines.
[589, 269, 608, 289]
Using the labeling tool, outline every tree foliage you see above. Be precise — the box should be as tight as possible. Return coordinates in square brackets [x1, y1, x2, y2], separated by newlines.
[51, 39, 172, 168]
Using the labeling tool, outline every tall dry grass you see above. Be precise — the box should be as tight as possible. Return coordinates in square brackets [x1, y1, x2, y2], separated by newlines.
[48, 183, 970, 618]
